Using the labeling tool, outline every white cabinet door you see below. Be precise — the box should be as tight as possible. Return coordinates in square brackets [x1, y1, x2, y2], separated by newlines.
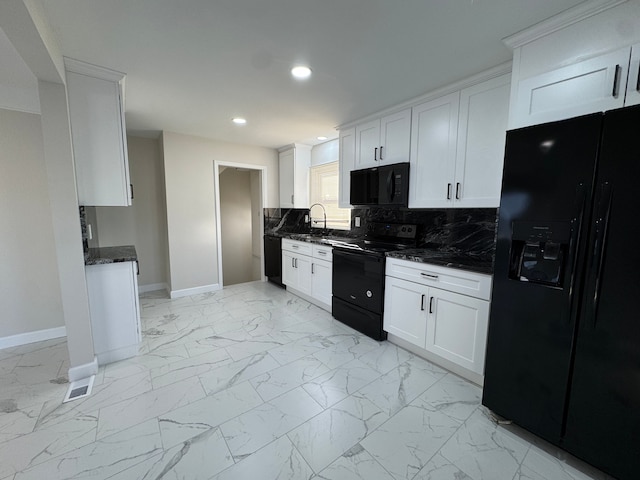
[66, 64, 131, 207]
[279, 148, 295, 208]
[85, 261, 140, 364]
[379, 109, 411, 164]
[354, 119, 380, 169]
[625, 43, 640, 107]
[295, 254, 312, 296]
[454, 75, 510, 208]
[339, 127, 356, 208]
[384, 276, 428, 347]
[512, 47, 631, 128]
[282, 250, 297, 287]
[409, 93, 460, 208]
[426, 288, 489, 374]
[312, 259, 332, 306]
[279, 145, 311, 208]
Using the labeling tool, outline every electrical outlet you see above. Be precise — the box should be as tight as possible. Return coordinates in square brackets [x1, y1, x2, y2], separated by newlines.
[354, 216, 361, 227]
[305, 214, 309, 223]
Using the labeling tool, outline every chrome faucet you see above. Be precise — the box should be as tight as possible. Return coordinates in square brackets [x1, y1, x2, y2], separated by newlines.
[309, 203, 327, 230]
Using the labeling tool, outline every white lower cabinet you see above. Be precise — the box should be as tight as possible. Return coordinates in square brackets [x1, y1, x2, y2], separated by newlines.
[85, 261, 141, 365]
[282, 240, 332, 310]
[384, 276, 428, 346]
[426, 288, 489, 374]
[384, 257, 491, 376]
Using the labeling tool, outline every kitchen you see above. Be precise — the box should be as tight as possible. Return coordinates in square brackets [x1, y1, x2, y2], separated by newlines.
[1, 0, 640, 479]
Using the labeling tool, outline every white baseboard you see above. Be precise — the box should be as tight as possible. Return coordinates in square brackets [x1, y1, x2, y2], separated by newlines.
[68, 356, 98, 382]
[170, 283, 221, 299]
[0, 326, 67, 350]
[284, 287, 331, 313]
[138, 282, 169, 294]
[96, 344, 139, 365]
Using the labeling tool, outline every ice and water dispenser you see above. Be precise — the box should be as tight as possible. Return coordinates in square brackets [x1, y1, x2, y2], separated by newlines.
[508, 221, 570, 287]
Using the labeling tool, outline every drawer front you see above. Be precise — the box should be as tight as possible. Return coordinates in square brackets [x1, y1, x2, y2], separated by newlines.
[312, 244, 333, 261]
[282, 239, 313, 256]
[386, 257, 492, 300]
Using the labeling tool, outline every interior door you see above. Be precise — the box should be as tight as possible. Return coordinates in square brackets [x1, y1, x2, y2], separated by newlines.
[563, 105, 640, 480]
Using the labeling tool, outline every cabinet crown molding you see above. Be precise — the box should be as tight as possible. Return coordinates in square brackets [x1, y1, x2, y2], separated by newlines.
[277, 143, 311, 153]
[64, 57, 126, 82]
[503, 0, 628, 49]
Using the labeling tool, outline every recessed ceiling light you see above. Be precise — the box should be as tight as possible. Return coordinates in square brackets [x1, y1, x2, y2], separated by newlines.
[232, 117, 247, 125]
[317, 136, 328, 141]
[291, 65, 312, 79]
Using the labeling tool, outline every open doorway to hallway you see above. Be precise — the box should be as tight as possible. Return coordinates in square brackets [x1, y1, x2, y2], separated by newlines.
[218, 166, 263, 286]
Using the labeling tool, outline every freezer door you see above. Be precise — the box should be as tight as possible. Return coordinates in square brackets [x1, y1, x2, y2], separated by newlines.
[563, 105, 640, 480]
[482, 113, 602, 444]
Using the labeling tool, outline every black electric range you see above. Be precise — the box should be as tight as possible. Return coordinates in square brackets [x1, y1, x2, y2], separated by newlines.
[331, 223, 417, 340]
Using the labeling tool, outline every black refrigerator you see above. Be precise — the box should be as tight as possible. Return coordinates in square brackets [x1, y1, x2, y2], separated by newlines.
[482, 105, 640, 480]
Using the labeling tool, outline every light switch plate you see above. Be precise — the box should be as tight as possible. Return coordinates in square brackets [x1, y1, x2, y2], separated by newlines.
[355, 216, 361, 227]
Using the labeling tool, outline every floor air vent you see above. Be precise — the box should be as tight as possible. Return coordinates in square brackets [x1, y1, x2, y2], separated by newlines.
[63, 375, 95, 403]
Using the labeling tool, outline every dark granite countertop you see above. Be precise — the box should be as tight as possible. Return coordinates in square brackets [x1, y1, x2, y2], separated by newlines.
[85, 245, 138, 265]
[386, 249, 494, 275]
[272, 232, 494, 275]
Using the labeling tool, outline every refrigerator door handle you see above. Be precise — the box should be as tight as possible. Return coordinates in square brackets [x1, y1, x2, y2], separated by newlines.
[565, 183, 588, 323]
[588, 182, 613, 328]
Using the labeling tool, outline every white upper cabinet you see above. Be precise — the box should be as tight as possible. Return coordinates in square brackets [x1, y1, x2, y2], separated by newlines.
[454, 75, 511, 208]
[279, 144, 311, 208]
[409, 93, 460, 209]
[409, 74, 510, 208]
[338, 127, 356, 208]
[512, 45, 640, 128]
[354, 109, 411, 169]
[65, 58, 131, 206]
[624, 43, 640, 107]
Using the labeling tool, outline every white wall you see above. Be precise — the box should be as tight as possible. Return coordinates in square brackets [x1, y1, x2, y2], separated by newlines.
[162, 131, 278, 295]
[0, 108, 64, 338]
[220, 168, 257, 286]
[95, 136, 169, 289]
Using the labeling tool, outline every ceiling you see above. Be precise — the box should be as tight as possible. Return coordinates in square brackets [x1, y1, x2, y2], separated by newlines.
[36, 0, 587, 149]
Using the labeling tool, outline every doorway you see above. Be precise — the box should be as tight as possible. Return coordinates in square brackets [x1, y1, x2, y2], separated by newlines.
[214, 161, 267, 287]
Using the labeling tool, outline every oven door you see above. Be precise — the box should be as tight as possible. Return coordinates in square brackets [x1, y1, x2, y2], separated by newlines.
[332, 249, 385, 313]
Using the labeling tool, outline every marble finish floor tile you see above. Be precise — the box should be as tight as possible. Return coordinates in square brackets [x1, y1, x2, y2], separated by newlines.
[220, 386, 323, 460]
[288, 395, 389, 472]
[0, 282, 613, 480]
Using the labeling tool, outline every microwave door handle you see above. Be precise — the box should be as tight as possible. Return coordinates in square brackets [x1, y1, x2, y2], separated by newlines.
[386, 170, 394, 201]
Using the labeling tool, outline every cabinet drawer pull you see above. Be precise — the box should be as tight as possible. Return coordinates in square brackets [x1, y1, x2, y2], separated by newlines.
[136, 260, 140, 276]
[420, 272, 439, 280]
[636, 64, 640, 92]
[455, 182, 461, 200]
[420, 294, 426, 311]
[429, 296, 434, 314]
[130, 183, 134, 200]
[612, 64, 621, 97]
[292, 258, 295, 268]
[374, 147, 378, 161]
[318, 251, 327, 256]
[311, 263, 315, 274]
[447, 183, 452, 200]
[292, 245, 299, 249]
[379, 145, 384, 160]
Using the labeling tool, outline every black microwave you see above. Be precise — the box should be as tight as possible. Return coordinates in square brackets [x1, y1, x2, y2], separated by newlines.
[350, 162, 410, 207]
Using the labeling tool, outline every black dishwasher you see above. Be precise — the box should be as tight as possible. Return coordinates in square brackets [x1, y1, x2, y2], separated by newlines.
[264, 235, 284, 287]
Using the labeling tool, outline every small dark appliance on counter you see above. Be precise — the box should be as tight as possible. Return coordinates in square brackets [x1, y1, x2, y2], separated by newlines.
[332, 222, 417, 340]
[350, 162, 410, 207]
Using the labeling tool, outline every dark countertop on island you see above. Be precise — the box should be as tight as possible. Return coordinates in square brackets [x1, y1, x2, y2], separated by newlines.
[85, 245, 138, 265]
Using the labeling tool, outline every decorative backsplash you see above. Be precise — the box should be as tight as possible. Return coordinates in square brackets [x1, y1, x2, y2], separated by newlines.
[264, 207, 498, 259]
